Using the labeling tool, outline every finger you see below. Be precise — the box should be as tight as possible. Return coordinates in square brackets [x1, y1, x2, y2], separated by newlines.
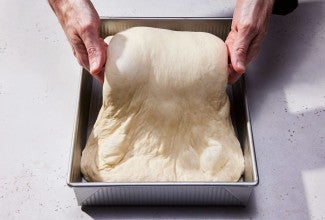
[230, 27, 257, 74]
[246, 34, 264, 64]
[81, 30, 107, 75]
[228, 64, 242, 84]
[70, 38, 105, 84]
[225, 31, 241, 83]
[71, 38, 90, 71]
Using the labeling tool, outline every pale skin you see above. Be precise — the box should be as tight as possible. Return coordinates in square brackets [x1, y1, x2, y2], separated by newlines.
[226, 0, 274, 83]
[48, 0, 274, 84]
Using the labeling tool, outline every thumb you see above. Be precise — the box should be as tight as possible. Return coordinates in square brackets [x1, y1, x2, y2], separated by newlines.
[230, 31, 254, 74]
[82, 32, 107, 75]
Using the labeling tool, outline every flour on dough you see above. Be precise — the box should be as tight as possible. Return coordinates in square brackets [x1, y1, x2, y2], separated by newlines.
[81, 27, 244, 182]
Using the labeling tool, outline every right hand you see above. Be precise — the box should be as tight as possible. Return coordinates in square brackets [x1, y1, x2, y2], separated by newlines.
[225, 0, 274, 84]
[49, 0, 107, 83]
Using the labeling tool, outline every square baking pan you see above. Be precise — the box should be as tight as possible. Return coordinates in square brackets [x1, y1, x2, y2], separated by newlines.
[67, 18, 259, 206]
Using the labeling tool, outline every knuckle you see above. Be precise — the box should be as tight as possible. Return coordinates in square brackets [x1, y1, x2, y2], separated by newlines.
[69, 35, 84, 47]
[87, 46, 97, 56]
[70, 38, 80, 47]
[235, 46, 247, 56]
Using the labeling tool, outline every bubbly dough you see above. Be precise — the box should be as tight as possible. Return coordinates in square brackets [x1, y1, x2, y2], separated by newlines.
[80, 27, 244, 182]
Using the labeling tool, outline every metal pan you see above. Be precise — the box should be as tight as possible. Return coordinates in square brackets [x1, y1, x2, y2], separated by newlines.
[67, 18, 258, 206]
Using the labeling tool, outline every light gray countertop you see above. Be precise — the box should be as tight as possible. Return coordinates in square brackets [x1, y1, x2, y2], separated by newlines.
[0, 0, 324, 219]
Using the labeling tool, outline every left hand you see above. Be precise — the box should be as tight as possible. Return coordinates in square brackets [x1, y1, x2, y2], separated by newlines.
[48, 0, 107, 83]
[226, 0, 274, 84]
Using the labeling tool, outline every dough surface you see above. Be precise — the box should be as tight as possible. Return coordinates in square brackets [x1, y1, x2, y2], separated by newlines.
[81, 27, 244, 182]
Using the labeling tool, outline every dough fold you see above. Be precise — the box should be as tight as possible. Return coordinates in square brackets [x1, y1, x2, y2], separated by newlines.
[81, 27, 244, 182]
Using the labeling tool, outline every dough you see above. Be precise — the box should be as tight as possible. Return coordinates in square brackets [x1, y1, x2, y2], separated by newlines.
[81, 27, 244, 182]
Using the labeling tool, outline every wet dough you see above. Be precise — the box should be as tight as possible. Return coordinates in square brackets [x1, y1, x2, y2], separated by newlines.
[81, 27, 244, 182]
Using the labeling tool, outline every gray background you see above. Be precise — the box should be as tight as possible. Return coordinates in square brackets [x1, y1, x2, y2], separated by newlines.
[0, 0, 324, 219]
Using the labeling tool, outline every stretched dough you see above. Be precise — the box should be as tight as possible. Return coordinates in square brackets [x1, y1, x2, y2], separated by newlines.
[81, 27, 244, 182]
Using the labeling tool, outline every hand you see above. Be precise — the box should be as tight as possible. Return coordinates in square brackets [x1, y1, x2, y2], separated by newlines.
[49, 0, 107, 83]
[226, 0, 274, 84]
